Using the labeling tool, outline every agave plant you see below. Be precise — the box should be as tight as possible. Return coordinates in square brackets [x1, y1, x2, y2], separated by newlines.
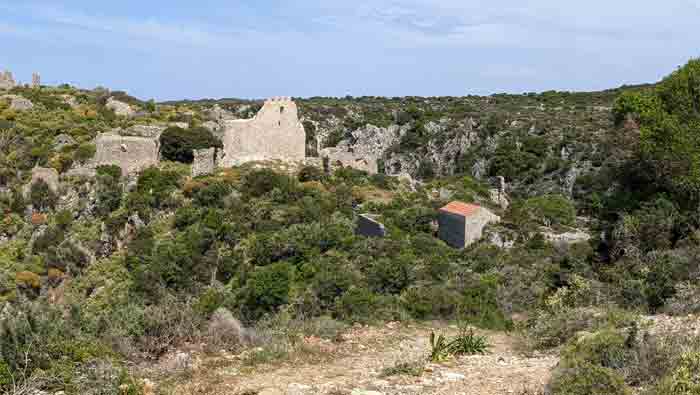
[429, 332, 452, 362]
[448, 327, 491, 356]
[428, 328, 491, 362]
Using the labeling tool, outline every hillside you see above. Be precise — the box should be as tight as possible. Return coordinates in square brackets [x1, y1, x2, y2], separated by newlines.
[0, 58, 699, 395]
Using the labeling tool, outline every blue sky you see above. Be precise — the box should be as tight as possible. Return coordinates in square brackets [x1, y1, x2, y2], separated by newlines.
[1, 1, 698, 100]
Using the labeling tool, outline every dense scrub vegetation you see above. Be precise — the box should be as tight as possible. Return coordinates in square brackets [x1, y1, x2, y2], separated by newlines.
[0, 60, 699, 394]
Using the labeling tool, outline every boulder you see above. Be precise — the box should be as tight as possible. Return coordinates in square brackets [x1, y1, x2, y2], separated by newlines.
[105, 97, 134, 117]
[53, 134, 76, 150]
[2, 95, 34, 111]
[122, 124, 167, 139]
[207, 307, 250, 345]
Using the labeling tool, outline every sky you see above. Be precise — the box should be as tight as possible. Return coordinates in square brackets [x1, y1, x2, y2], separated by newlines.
[1, 1, 699, 101]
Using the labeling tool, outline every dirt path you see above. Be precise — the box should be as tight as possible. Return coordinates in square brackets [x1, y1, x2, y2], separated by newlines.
[167, 323, 557, 395]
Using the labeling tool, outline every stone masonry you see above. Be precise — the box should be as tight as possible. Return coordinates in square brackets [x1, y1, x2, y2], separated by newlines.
[24, 167, 60, 198]
[0, 71, 15, 90]
[192, 148, 216, 177]
[31, 72, 40, 88]
[320, 147, 379, 175]
[218, 97, 306, 167]
[438, 201, 500, 249]
[92, 133, 159, 175]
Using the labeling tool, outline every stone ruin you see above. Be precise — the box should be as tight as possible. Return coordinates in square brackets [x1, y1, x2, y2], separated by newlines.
[356, 214, 386, 238]
[320, 147, 379, 175]
[24, 167, 60, 198]
[91, 133, 159, 175]
[192, 148, 216, 177]
[218, 97, 306, 167]
[31, 72, 40, 88]
[0, 71, 15, 90]
[106, 97, 135, 117]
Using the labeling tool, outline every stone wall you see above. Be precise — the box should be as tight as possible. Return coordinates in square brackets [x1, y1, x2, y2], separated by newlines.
[31, 72, 40, 88]
[192, 148, 216, 177]
[0, 71, 15, 90]
[24, 167, 60, 198]
[92, 133, 159, 175]
[218, 97, 305, 167]
[356, 214, 386, 238]
[438, 204, 500, 249]
[320, 147, 379, 175]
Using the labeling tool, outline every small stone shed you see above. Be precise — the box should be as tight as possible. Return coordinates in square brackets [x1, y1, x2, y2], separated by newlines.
[356, 214, 386, 238]
[438, 201, 500, 249]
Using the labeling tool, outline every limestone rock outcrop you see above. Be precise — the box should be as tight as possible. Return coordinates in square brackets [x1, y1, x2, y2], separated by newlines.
[321, 147, 378, 174]
[105, 97, 135, 117]
[1, 95, 34, 111]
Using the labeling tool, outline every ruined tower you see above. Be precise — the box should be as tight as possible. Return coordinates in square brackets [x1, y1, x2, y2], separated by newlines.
[218, 97, 306, 167]
[31, 72, 41, 88]
[0, 71, 16, 90]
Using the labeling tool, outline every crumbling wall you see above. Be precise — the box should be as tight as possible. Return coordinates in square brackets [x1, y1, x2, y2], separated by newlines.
[192, 148, 216, 177]
[31, 72, 40, 88]
[24, 167, 60, 198]
[0, 71, 15, 90]
[92, 133, 159, 175]
[320, 147, 378, 174]
[219, 97, 305, 167]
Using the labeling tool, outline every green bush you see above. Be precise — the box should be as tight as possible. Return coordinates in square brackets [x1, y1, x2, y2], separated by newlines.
[160, 126, 221, 163]
[510, 194, 576, 228]
[548, 359, 632, 395]
[29, 179, 57, 211]
[240, 262, 294, 321]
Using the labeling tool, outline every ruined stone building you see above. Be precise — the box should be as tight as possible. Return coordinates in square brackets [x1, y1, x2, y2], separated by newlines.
[0, 71, 16, 90]
[438, 201, 500, 249]
[92, 133, 159, 175]
[31, 72, 41, 88]
[320, 147, 379, 175]
[218, 97, 306, 167]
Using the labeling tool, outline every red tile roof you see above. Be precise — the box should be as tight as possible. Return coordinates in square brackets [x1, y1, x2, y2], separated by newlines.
[439, 201, 482, 217]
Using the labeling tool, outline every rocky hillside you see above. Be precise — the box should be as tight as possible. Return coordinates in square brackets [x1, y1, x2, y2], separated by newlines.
[1, 59, 699, 395]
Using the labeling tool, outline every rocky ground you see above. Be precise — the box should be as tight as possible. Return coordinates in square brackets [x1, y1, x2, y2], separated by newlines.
[156, 323, 557, 395]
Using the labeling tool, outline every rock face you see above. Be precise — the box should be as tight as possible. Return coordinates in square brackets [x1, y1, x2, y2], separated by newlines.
[1, 95, 33, 111]
[542, 229, 591, 245]
[219, 97, 305, 167]
[53, 134, 76, 150]
[438, 201, 500, 249]
[192, 148, 216, 177]
[92, 133, 159, 175]
[321, 147, 379, 174]
[0, 71, 15, 90]
[105, 97, 135, 117]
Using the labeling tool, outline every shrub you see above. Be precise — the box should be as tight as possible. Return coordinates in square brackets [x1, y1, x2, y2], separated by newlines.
[401, 285, 459, 319]
[29, 179, 57, 211]
[334, 286, 379, 323]
[15, 271, 41, 289]
[653, 352, 700, 395]
[548, 359, 632, 395]
[510, 194, 576, 228]
[160, 126, 221, 163]
[298, 165, 324, 182]
[240, 262, 294, 321]
[74, 143, 96, 163]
